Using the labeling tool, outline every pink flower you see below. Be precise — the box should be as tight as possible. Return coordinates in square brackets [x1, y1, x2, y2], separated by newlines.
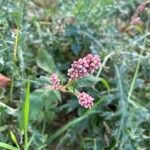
[50, 73, 60, 90]
[67, 54, 101, 80]
[77, 92, 94, 109]
[85, 54, 100, 73]
[131, 16, 142, 25]
[137, 2, 146, 12]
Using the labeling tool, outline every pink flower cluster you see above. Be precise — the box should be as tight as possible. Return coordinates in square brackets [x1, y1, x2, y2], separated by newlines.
[131, 16, 142, 25]
[77, 92, 94, 109]
[49, 53, 100, 109]
[130, 1, 149, 25]
[67, 54, 101, 80]
[136, 2, 146, 12]
[50, 73, 60, 90]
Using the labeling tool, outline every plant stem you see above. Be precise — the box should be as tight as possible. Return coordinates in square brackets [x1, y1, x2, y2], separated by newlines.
[127, 50, 143, 103]
[10, 28, 19, 101]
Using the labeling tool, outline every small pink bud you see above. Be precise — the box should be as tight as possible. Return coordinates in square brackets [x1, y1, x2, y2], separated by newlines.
[131, 17, 142, 25]
[137, 2, 146, 12]
[50, 73, 60, 90]
[77, 92, 94, 109]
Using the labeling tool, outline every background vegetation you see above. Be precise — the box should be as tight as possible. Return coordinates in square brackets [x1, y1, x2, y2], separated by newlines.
[0, 0, 150, 149]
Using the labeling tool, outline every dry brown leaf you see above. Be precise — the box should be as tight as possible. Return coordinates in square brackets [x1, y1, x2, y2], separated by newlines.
[0, 74, 11, 88]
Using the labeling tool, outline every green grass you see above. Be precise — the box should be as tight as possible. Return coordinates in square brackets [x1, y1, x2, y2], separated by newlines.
[0, 0, 150, 149]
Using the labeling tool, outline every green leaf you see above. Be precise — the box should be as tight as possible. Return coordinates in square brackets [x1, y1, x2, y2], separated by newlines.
[0, 142, 18, 150]
[10, 131, 20, 150]
[39, 76, 50, 84]
[115, 65, 127, 147]
[52, 90, 61, 102]
[31, 89, 61, 102]
[76, 75, 100, 88]
[37, 49, 55, 73]
[29, 89, 61, 122]
[67, 85, 75, 93]
[76, 75, 110, 90]
[99, 78, 110, 90]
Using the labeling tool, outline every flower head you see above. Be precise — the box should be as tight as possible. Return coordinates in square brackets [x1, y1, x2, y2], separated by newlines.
[77, 92, 94, 109]
[67, 54, 101, 80]
[50, 73, 60, 90]
[137, 2, 146, 12]
[85, 54, 100, 73]
[131, 16, 142, 25]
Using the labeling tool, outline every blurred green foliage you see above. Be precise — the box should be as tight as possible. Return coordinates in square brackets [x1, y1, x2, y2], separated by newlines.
[0, 0, 150, 149]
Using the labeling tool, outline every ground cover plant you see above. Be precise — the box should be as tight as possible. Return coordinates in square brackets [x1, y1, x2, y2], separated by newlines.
[0, 0, 150, 149]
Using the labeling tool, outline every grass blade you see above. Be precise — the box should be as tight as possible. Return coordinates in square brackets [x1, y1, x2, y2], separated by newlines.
[25, 134, 34, 150]
[127, 49, 144, 104]
[23, 82, 30, 149]
[10, 131, 21, 150]
[0, 142, 19, 150]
